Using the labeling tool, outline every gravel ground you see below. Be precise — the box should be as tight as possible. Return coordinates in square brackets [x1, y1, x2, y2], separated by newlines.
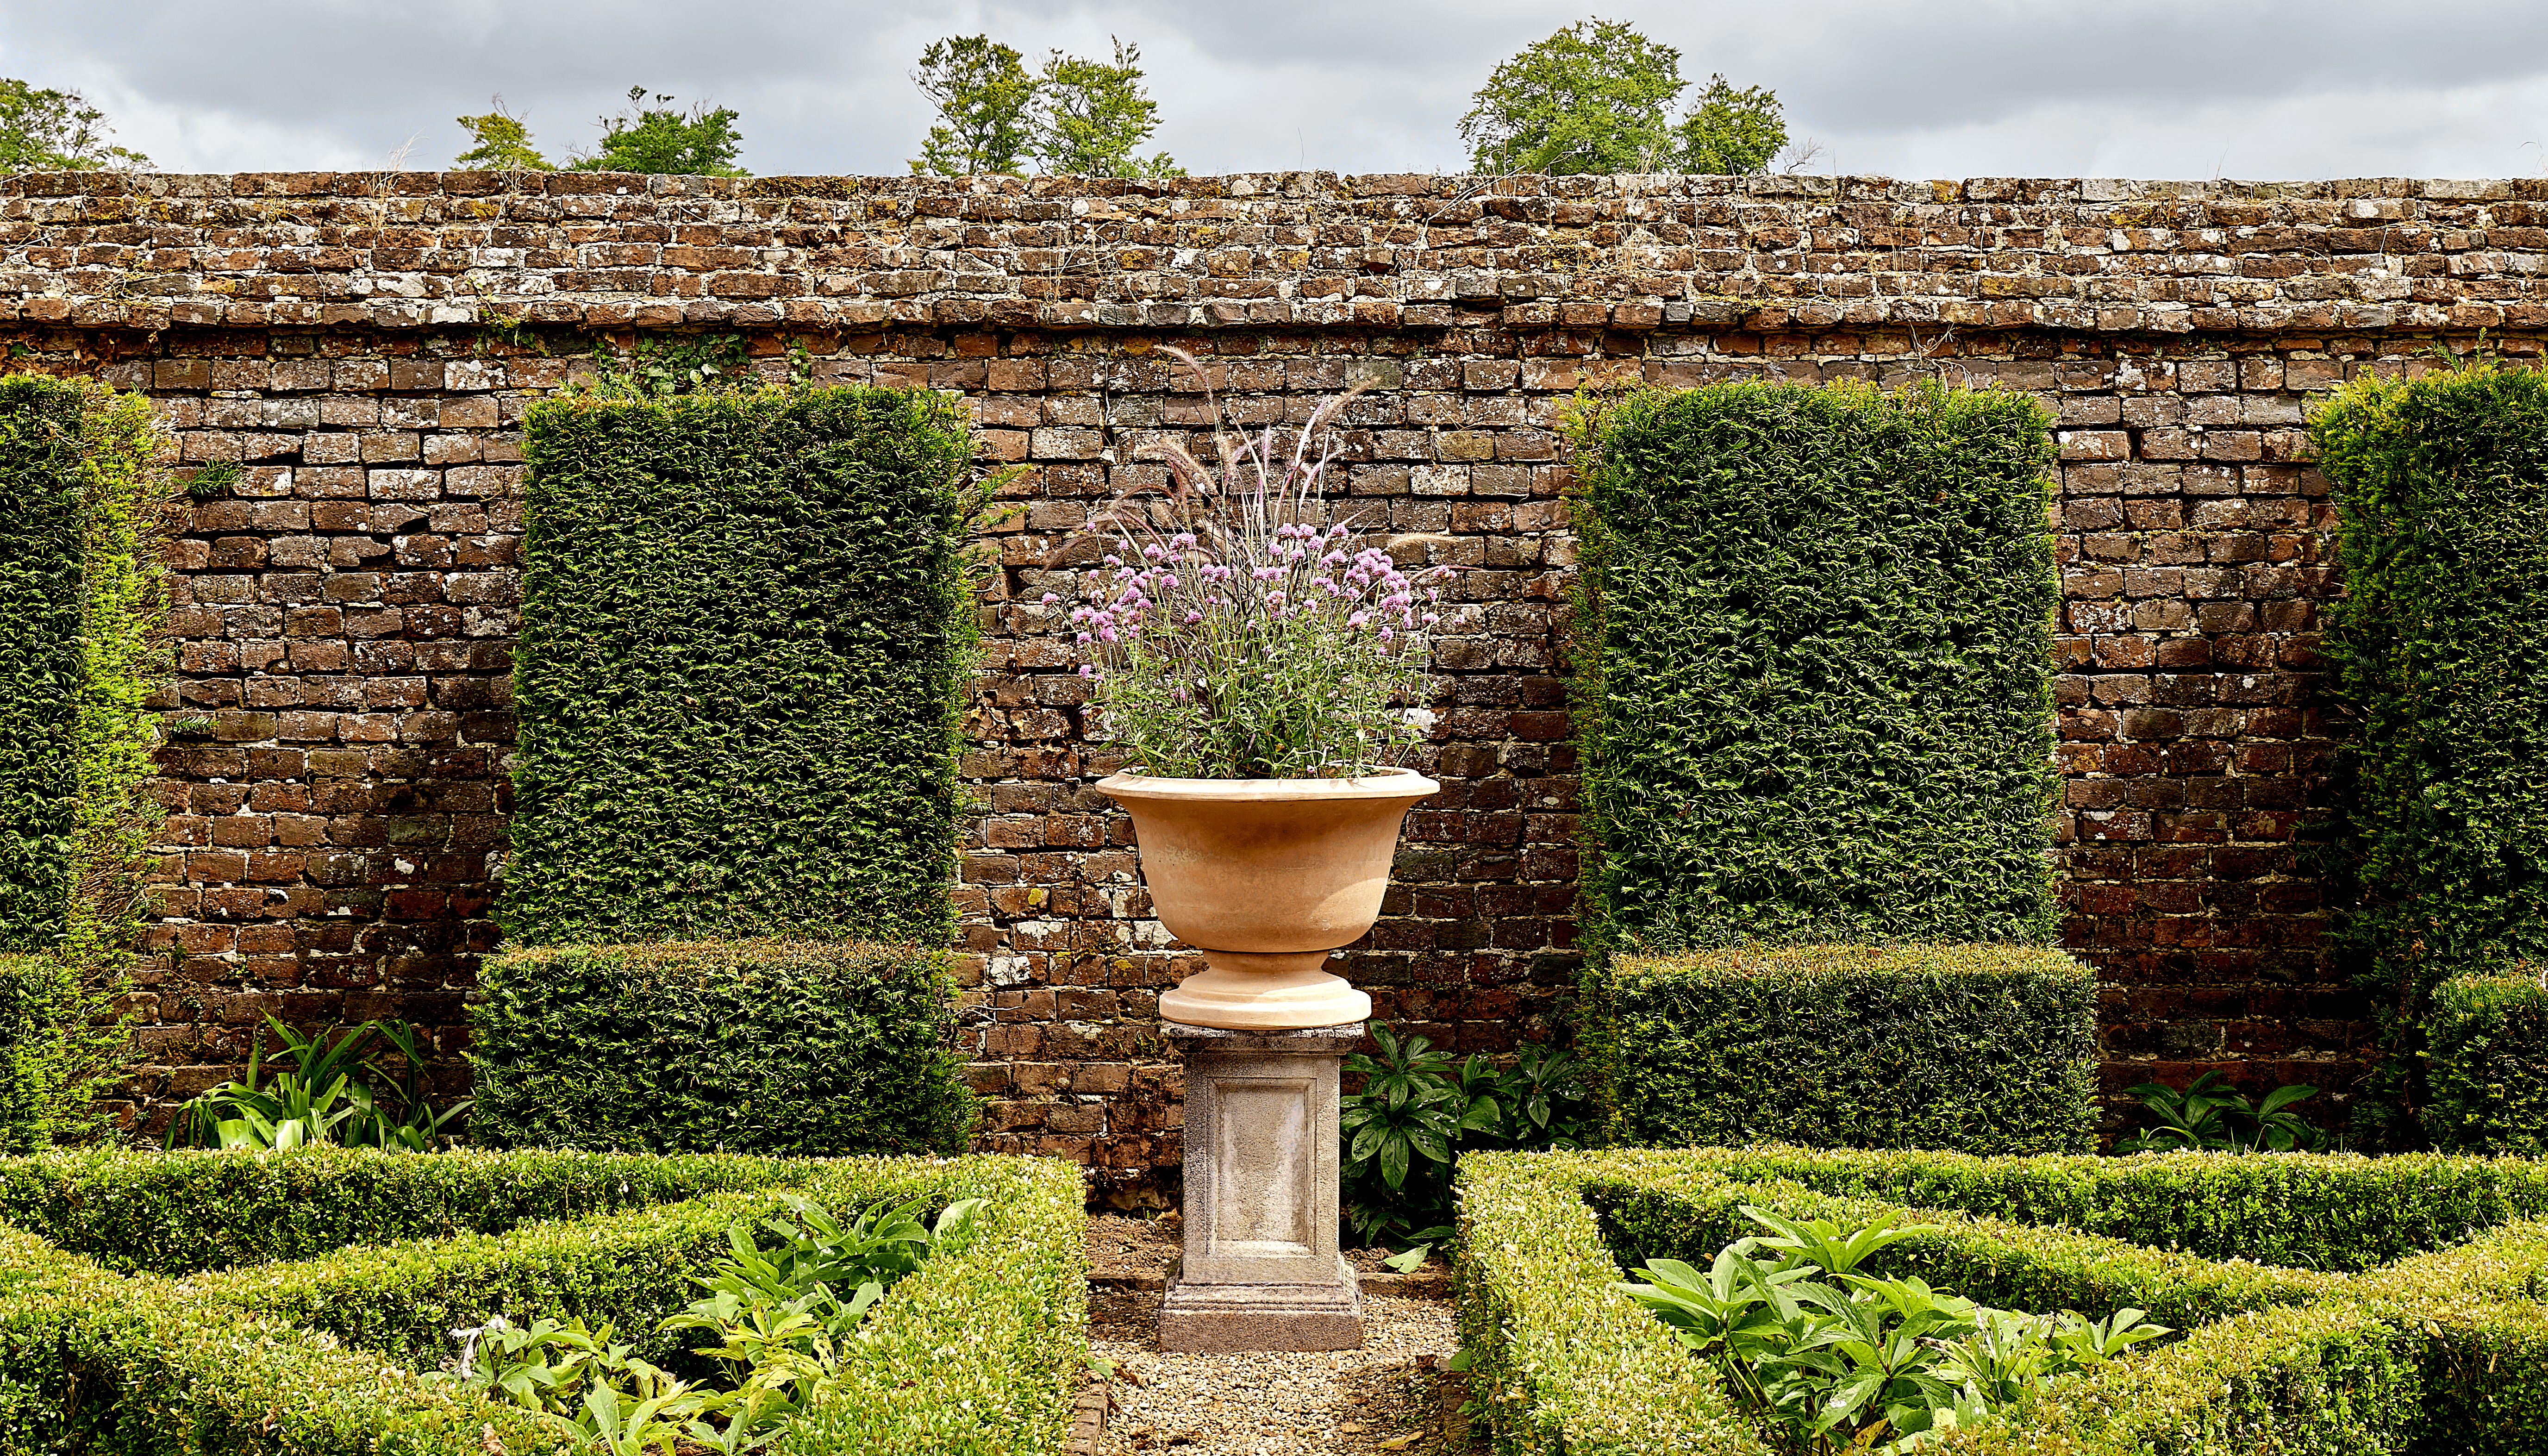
[1087, 1216, 1467, 1455]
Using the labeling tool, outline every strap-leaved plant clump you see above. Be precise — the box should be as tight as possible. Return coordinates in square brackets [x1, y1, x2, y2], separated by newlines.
[1049, 350, 1447, 779]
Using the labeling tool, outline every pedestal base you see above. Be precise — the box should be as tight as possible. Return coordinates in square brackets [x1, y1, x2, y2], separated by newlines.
[1162, 1020, 1365, 1352]
[1158, 1255, 1363, 1352]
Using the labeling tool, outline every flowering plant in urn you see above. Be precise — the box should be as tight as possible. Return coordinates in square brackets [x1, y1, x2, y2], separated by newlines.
[1049, 351, 1447, 1030]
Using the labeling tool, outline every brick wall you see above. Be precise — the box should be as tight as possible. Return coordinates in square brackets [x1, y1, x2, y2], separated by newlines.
[10, 169, 2532, 1199]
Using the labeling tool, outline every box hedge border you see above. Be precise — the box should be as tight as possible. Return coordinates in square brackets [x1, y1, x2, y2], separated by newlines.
[1455, 1147, 2548, 1455]
[2423, 969, 2548, 1156]
[0, 1148, 1086, 1456]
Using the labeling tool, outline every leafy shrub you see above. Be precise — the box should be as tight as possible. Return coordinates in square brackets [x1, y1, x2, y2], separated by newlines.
[1583, 944, 2097, 1155]
[2309, 359, 2548, 1141]
[2112, 1071, 2330, 1154]
[1566, 380, 2061, 955]
[470, 939, 977, 1157]
[165, 1014, 468, 1152]
[453, 1193, 986, 1451]
[0, 1150, 1087, 1456]
[1619, 1205, 2167, 1454]
[2423, 968, 2548, 1156]
[1455, 1147, 2548, 1455]
[1339, 1025, 1589, 1251]
[504, 385, 979, 949]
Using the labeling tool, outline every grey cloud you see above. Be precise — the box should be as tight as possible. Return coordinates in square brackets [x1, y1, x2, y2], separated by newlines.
[1, 0, 2542, 178]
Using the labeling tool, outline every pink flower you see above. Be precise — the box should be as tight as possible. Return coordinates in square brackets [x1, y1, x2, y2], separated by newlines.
[1104, 555, 1121, 568]
[1349, 611, 1370, 627]
[1078, 663, 1095, 678]
[1040, 592, 1059, 605]
[1378, 626, 1394, 641]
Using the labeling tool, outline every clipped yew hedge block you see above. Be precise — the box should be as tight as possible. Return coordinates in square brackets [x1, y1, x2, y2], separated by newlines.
[504, 386, 977, 949]
[2424, 969, 2548, 1157]
[1584, 943, 2098, 1155]
[0, 1147, 1087, 1455]
[1456, 1146, 2548, 1455]
[469, 938, 978, 1157]
[1569, 380, 2062, 955]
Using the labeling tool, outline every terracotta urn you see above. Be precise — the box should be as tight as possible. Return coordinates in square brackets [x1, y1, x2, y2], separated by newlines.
[1096, 769, 1440, 1031]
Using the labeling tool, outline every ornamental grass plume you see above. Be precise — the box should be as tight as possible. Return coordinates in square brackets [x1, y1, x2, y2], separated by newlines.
[1046, 350, 1448, 779]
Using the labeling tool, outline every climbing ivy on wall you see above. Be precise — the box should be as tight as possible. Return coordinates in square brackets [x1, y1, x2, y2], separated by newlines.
[2311, 357, 2548, 1143]
[1567, 379, 2063, 955]
[501, 385, 981, 948]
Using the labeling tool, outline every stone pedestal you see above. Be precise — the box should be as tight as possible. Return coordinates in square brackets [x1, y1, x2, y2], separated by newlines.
[1159, 1019, 1364, 1352]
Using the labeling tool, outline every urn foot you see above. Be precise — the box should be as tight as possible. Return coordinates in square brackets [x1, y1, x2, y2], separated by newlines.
[1159, 950, 1372, 1031]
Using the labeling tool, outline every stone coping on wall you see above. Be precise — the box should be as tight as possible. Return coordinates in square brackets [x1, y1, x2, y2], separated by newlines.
[3, 170, 2542, 337]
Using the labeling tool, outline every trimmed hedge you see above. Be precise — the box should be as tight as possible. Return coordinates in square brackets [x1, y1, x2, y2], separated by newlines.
[1568, 380, 2061, 954]
[1584, 943, 2097, 1155]
[0, 373, 173, 966]
[502, 386, 977, 949]
[0, 1148, 1087, 1456]
[2311, 361, 2548, 1140]
[469, 938, 978, 1156]
[0, 1144, 801, 1274]
[2424, 969, 2548, 1156]
[1455, 1146, 2548, 1455]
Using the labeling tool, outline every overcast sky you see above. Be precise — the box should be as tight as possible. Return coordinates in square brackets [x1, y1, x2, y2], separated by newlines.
[7, 0, 2548, 182]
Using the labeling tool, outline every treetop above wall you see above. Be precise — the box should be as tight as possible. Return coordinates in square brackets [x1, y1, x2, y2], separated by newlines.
[4, 170, 2544, 338]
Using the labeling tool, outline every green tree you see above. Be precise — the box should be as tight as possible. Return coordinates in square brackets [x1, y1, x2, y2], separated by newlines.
[1459, 19, 1683, 175]
[0, 80, 149, 172]
[1459, 19, 1787, 175]
[453, 97, 551, 170]
[1030, 39, 1182, 178]
[910, 35, 1037, 175]
[1677, 74, 1787, 175]
[570, 87, 747, 176]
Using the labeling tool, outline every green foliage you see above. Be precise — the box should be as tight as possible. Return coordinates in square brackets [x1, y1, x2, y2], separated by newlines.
[1338, 1024, 1590, 1250]
[2423, 969, 2548, 1155]
[910, 36, 1037, 175]
[183, 458, 242, 500]
[454, 96, 553, 170]
[1459, 20, 1785, 175]
[0, 953, 122, 1151]
[0, 1150, 1087, 1456]
[1454, 1147, 2548, 1455]
[1619, 1205, 2169, 1454]
[164, 1014, 469, 1152]
[1585, 944, 2097, 1155]
[470, 939, 978, 1157]
[1677, 75, 1788, 175]
[0, 1145, 799, 1275]
[573, 331, 757, 401]
[572, 86, 747, 175]
[503, 385, 976, 947]
[2113, 1071, 2330, 1154]
[1567, 381, 2062, 953]
[2308, 358, 2548, 1144]
[0, 78, 149, 171]
[1030, 38, 1181, 178]
[0, 374, 174, 965]
[0, 374, 169, 1146]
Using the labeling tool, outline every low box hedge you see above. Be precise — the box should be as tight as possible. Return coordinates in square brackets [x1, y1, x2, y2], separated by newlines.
[469, 938, 978, 1157]
[1455, 1146, 2548, 1455]
[1583, 944, 2098, 1155]
[2424, 969, 2548, 1156]
[0, 1147, 1087, 1456]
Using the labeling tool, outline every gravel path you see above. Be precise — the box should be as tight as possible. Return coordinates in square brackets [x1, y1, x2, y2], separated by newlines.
[1088, 1217, 1467, 1456]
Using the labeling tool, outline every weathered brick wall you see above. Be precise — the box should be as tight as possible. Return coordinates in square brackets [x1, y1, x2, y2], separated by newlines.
[9, 169, 2537, 1199]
